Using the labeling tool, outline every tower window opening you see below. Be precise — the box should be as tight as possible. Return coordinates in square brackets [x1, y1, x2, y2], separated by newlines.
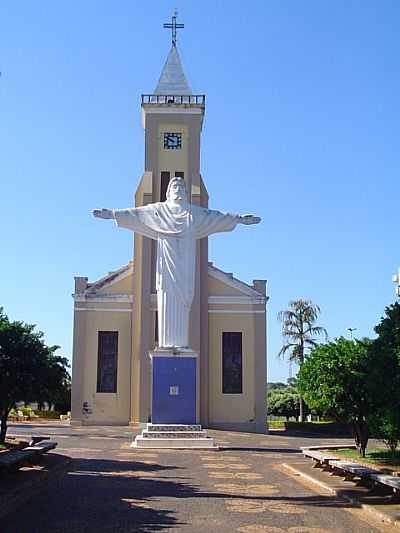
[155, 311, 159, 346]
[160, 171, 170, 202]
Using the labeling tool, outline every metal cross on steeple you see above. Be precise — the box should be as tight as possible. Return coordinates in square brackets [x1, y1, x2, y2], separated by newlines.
[163, 9, 184, 47]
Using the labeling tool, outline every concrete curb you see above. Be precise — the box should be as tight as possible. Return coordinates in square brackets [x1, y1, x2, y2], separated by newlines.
[0, 454, 72, 520]
[282, 462, 400, 530]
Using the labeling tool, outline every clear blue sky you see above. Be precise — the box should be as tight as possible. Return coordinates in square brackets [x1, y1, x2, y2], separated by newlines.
[1, 1, 399, 382]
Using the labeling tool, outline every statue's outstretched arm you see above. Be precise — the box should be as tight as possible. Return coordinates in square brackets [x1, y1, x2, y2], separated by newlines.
[238, 214, 261, 225]
[93, 208, 115, 219]
[93, 205, 159, 240]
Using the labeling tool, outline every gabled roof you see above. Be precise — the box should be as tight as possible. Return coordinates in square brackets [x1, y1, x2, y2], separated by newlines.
[74, 261, 266, 303]
[208, 263, 266, 300]
[86, 262, 133, 294]
[154, 45, 192, 95]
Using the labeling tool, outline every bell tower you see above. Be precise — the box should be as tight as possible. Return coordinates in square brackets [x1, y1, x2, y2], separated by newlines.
[130, 14, 210, 425]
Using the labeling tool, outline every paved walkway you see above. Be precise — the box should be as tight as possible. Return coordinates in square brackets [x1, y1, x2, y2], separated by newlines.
[2, 423, 391, 532]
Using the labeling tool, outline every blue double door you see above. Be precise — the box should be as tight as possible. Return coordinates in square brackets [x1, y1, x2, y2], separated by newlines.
[151, 356, 197, 424]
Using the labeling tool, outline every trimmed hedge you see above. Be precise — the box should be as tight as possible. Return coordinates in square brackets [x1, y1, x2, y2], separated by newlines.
[283, 421, 350, 435]
[35, 410, 61, 419]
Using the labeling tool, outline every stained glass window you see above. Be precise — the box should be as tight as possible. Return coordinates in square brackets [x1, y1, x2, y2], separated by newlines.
[97, 331, 118, 393]
[222, 332, 243, 394]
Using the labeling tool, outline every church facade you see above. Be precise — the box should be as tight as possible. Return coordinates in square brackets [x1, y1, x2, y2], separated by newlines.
[71, 37, 268, 433]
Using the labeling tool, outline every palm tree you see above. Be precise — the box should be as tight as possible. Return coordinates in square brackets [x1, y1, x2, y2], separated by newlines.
[277, 299, 328, 421]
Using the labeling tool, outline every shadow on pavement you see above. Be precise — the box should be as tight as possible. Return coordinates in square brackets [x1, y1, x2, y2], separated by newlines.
[221, 447, 301, 454]
[1, 457, 194, 533]
[2, 453, 363, 533]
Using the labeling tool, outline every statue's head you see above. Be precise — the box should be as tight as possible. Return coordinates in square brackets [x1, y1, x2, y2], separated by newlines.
[166, 177, 188, 204]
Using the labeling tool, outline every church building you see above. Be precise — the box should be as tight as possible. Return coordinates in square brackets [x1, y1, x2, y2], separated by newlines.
[71, 19, 268, 432]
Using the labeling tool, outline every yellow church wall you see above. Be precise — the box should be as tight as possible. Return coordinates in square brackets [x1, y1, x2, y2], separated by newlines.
[208, 275, 253, 297]
[74, 309, 132, 425]
[71, 310, 87, 424]
[72, 265, 266, 429]
[208, 312, 257, 427]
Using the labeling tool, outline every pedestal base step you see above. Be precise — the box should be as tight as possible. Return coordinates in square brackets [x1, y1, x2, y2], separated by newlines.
[132, 424, 217, 449]
[133, 437, 216, 448]
[147, 424, 202, 432]
[143, 430, 208, 439]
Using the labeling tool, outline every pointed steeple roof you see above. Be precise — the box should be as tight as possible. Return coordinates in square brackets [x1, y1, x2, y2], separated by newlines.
[154, 45, 192, 95]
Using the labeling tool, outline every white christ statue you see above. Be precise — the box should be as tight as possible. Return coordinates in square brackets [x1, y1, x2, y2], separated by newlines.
[93, 178, 261, 349]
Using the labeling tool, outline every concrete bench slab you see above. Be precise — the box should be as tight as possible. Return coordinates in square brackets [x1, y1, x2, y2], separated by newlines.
[369, 473, 400, 492]
[302, 449, 339, 467]
[24, 442, 57, 454]
[301, 444, 357, 451]
[302, 450, 338, 460]
[330, 460, 379, 476]
[28, 436, 50, 446]
[0, 450, 37, 469]
[0, 441, 58, 471]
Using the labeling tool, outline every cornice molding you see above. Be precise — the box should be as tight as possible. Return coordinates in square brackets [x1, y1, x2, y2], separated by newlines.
[208, 295, 265, 305]
[74, 294, 133, 303]
[74, 307, 132, 313]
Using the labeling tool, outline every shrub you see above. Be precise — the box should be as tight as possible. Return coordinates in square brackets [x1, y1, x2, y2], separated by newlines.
[35, 410, 61, 419]
[284, 421, 350, 435]
[370, 409, 400, 454]
[298, 337, 374, 457]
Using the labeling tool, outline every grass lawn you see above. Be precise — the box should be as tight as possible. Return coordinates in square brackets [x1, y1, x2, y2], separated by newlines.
[335, 447, 400, 470]
[267, 421, 349, 436]
[268, 420, 286, 429]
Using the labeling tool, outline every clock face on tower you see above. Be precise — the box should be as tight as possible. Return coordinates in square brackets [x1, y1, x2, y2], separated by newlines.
[163, 132, 182, 150]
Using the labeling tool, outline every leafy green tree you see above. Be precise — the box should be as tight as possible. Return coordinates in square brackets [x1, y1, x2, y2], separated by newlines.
[0, 309, 70, 443]
[368, 302, 400, 453]
[268, 386, 300, 421]
[52, 373, 71, 413]
[278, 300, 327, 421]
[370, 409, 400, 454]
[298, 337, 374, 457]
[35, 348, 70, 412]
[267, 382, 287, 391]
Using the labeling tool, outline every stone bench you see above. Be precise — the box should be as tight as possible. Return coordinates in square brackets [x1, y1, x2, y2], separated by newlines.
[330, 460, 400, 500]
[0, 450, 36, 470]
[301, 444, 357, 451]
[23, 442, 57, 453]
[369, 473, 400, 494]
[0, 441, 57, 471]
[302, 449, 339, 468]
[28, 436, 50, 446]
[302, 447, 400, 499]
[330, 460, 378, 479]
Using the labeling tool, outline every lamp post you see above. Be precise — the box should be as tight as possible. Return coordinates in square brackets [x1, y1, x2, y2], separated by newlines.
[347, 327, 357, 341]
[393, 268, 400, 298]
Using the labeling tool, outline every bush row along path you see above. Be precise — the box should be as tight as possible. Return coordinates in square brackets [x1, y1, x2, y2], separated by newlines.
[2, 422, 387, 533]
